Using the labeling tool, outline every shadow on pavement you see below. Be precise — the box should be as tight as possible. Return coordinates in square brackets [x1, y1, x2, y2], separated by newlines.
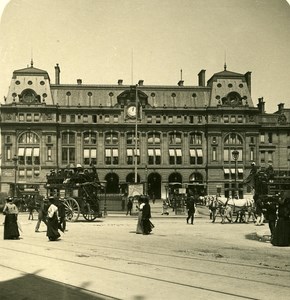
[0, 271, 118, 300]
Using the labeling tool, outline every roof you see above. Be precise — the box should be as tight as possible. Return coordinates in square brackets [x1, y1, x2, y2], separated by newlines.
[207, 69, 246, 85]
[13, 65, 50, 79]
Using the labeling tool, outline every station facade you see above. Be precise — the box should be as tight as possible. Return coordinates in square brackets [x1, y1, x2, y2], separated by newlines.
[0, 62, 289, 199]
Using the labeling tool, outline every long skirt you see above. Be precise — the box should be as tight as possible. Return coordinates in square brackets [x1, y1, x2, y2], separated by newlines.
[142, 219, 152, 235]
[4, 214, 20, 240]
[46, 215, 60, 241]
[271, 219, 290, 246]
[136, 211, 143, 234]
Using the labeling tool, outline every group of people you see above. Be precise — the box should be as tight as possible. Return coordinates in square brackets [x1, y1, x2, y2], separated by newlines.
[3, 196, 66, 241]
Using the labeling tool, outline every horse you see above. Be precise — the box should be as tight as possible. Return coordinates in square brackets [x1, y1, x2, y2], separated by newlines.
[216, 197, 255, 224]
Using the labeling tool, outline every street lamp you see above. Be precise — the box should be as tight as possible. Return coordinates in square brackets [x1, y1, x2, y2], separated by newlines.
[232, 149, 239, 198]
[12, 155, 18, 198]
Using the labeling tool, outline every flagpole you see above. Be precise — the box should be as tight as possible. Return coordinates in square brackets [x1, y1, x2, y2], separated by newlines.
[134, 84, 138, 183]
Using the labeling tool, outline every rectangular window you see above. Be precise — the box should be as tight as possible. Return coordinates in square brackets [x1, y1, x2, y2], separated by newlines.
[92, 115, 97, 123]
[223, 115, 229, 123]
[33, 148, 40, 165]
[268, 151, 273, 163]
[83, 115, 88, 123]
[168, 116, 173, 123]
[47, 147, 52, 161]
[212, 147, 217, 161]
[34, 114, 40, 121]
[231, 115, 236, 123]
[268, 133, 273, 143]
[196, 149, 203, 164]
[6, 135, 11, 143]
[189, 116, 194, 124]
[113, 115, 118, 123]
[177, 116, 182, 123]
[147, 116, 152, 123]
[70, 115, 75, 122]
[19, 114, 25, 122]
[260, 132, 265, 143]
[26, 114, 32, 121]
[224, 149, 229, 162]
[6, 146, 11, 161]
[237, 115, 243, 123]
[156, 115, 161, 124]
[105, 115, 110, 123]
[61, 115, 66, 122]
[260, 151, 265, 163]
[250, 148, 254, 161]
[190, 149, 196, 164]
[47, 135, 52, 143]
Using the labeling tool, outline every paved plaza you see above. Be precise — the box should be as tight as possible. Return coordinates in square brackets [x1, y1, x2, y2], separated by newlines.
[1, 203, 290, 300]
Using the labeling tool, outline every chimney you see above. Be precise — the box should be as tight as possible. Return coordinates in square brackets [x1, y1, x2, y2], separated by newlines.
[138, 80, 144, 86]
[278, 103, 284, 112]
[245, 71, 252, 94]
[178, 80, 184, 86]
[55, 63, 60, 84]
[257, 97, 265, 113]
[118, 79, 123, 86]
[77, 79, 82, 85]
[198, 69, 206, 86]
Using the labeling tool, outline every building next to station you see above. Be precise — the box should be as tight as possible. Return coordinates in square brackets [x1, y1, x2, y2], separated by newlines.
[0, 61, 289, 200]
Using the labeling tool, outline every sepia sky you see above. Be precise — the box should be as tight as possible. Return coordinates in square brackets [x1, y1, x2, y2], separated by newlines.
[0, 0, 290, 113]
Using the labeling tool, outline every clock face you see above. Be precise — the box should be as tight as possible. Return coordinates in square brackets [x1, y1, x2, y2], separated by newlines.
[127, 105, 137, 117]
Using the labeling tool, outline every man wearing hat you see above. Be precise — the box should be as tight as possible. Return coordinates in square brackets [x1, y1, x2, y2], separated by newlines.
[56, 197, 66, 232]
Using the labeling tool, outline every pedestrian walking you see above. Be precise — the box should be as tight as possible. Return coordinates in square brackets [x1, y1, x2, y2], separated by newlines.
[142, 196, 153, 235]
[136, 197, 145, 234]
[27, 196, 36, 220]
[126, 197, 133, 215]
[35, 197, 48, 232]
[3, 197, 20, 240]
[186, 196, 195, 224]
[57, 197, 66, 232]
[46, 197, 61, 241]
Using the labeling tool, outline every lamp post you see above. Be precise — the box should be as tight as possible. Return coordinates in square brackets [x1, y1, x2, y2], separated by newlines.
[12, 155, 18, 199]
[232, 149, 239, 198]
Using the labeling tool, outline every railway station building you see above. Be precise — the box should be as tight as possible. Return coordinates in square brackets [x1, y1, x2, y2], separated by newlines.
[0, 61, 290, 201]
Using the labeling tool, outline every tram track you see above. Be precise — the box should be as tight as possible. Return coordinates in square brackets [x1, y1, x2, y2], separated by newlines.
[0, 237, 289, 300]
[0, 247, 260, 300]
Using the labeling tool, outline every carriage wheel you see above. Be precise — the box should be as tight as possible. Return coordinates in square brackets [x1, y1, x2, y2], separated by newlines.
[82, 203, 98, 221]
[64, 197, 80, 222]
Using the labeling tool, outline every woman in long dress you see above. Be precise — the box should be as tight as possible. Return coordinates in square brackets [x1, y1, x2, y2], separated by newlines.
[136, 197, 145, 234]
[3, 197, 20, 240]
[46, 197, 61, 241]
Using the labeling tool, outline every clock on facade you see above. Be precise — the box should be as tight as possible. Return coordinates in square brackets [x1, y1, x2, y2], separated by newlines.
[127, 105, 137, 117]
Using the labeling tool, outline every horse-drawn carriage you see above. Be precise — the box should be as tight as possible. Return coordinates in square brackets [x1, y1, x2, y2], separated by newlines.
[45, 165, 106, 222]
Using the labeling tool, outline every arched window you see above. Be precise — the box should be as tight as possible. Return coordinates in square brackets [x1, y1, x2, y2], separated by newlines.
[18, 132, 40, 165]
[20, 89, 40, 103]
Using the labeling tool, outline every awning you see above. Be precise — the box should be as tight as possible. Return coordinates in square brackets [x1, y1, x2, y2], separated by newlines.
[196, 149, 203, 157]
[175, 149, 182, 156]
[133, 149, 140, 156]
[155, 149, 161, 156]
[83, 149, 90, 158]
[169, 149, 175, 156]
[33, 148, 40, 157]
[112, 149, 118, 157]
[18, 148, 25, 156]
[105, 149, 111, 157]
[190, 149, 196, 157]
[148, 149, 154, 156]
[91, 149, 97, 158]
[224, 168, 230, 174]
[26, 148, 32, 156]
[238, 168, 244, 173]
[127, 149, 133, 156]
[231, 168, 236, 174]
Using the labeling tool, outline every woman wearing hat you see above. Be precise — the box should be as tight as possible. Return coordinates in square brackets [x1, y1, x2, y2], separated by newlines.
[46, 197, 61, 241]
[3, 197, 20, 240]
